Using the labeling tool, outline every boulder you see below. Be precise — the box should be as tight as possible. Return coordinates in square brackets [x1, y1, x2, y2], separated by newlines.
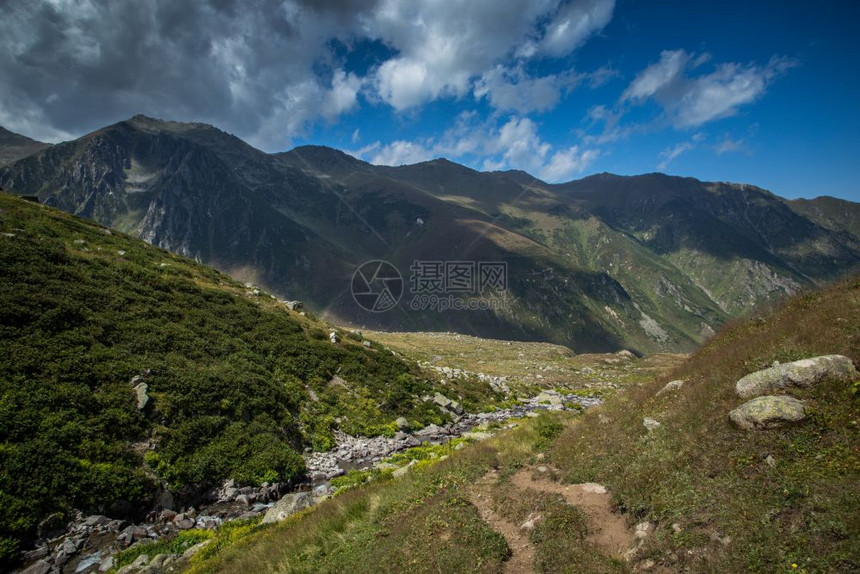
[656, 380, 684, 395]
[729, 396, 807, 430]
[535, 392, 563, 406]
[642, 417, 661, 431]
[133, 382, 149, 409]
[395, 417, 410, 431]
[432, 392, 452, 408]
[261, 492, 313, 524]
[735, 355, 856, 399]
[36, 512, 65, 540]
[172, 514, 195, 530]
[21, 560, 51, 574]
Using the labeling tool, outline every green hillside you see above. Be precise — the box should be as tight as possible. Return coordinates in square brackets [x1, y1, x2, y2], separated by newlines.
[0, 193, 449, 564]
[192, 277, 859, 573]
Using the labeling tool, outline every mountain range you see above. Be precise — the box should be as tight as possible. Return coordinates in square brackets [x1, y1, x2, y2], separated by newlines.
[1, 115, 858, 353]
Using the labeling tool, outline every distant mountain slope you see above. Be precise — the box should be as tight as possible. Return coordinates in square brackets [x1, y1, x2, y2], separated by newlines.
[0, 192, 446, 564]
[2, 116, 859, 354]
[0, 126, 50, 167]
[790, 195, 860, 240]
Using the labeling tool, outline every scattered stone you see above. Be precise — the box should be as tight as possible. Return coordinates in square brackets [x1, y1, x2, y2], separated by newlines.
[671, 523, 682, 533]
[362, 340, 372, 347]
[99, 556, 115, 572]
[395, 417, 409, 431]
[182, 540, 211, 560]
[22, 559, 52, 574]
[535, 391, 563, 406]
[580, 483, 607, 494]
[735, 355, 857, 398]
[329, 331, 339, 344]
[520, 513, 543, 531]
[285, 300, 303, 311]
[62, 538, 77, 555]
[636, 559, 656, 571]
[132, 382, 149, 410]
[634, 521, 654, 539]
[75, 552, 103, 572]
[37, 512, 65, 540]
[261, 492, 313, 524]
[656, 380, 685, 395]
[643, 417, 661, 431]
[729, 396, 807, 430]
[765, 455, 776, 468]
[172, 514, 195, 530]
[393, 460, 417, 478]
[22, 547, 49, 562]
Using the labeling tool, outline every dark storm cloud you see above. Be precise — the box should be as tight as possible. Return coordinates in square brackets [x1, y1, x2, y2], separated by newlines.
[0, 0, 373, 147]
[0, 0, 614, 152]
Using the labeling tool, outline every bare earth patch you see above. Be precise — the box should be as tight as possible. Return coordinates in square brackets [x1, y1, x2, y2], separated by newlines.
[509, 468, 635, 558]
[468, 469, 535, 574]
[468, 466, 641, 572]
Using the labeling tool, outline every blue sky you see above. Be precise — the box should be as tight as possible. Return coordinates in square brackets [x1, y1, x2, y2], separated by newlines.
[1, 0, 858, 201]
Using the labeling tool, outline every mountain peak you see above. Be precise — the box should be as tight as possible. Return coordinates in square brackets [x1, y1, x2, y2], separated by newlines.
[0, 125, 51, 167]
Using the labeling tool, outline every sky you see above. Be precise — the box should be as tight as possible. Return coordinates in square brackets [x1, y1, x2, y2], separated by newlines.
[1, 0, 858, 201]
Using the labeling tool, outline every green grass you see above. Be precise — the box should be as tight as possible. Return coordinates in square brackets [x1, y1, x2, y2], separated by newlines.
[549, 276, 860, 572]
[112, 529, 214, 569]
[0, 193, 443, 565]
[186, 443, 509, 574]
[189, 411, 609, 573]
[190, 279, 859, 574]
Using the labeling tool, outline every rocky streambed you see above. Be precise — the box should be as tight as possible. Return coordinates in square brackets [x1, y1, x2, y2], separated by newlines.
[18, 390, 601, 574]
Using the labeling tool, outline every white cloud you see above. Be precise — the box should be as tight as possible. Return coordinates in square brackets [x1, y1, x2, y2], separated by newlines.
[369, 140, 435, 166]
[657, 141, 694, 170]
[622, 50, 797, 129]
[622, 50, 690, 102]
[541, 146, 600, 181]
[539, 0, 615, 57]
[366, 0, 615, 111]
[355, 114, 598, 182]
[0, 0, 617, 149]
[714, 133, 749, 155]
[656, 132, 705, 170]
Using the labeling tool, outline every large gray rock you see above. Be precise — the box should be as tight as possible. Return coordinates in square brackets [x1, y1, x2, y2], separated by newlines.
[133, 382, 149, 409]
[735, 355, 856, 399]
[729, 396, 807, 430]
[261, 492, 313, 524]
[20, 560, 51, 574]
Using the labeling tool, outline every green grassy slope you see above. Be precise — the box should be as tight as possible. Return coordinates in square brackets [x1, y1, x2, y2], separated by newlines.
[0, 193, 450, 564]
[192, 277, 859, 574]
[551, 276, 860, 572]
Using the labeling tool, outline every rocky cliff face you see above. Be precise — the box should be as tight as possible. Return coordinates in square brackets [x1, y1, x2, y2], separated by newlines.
[2, 116, 858, 353]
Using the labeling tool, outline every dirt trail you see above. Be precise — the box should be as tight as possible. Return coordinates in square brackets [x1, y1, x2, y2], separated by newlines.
[510, 467, 636, 557]
[468, 466, 638, 573]
[468, 469, 535, 574]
